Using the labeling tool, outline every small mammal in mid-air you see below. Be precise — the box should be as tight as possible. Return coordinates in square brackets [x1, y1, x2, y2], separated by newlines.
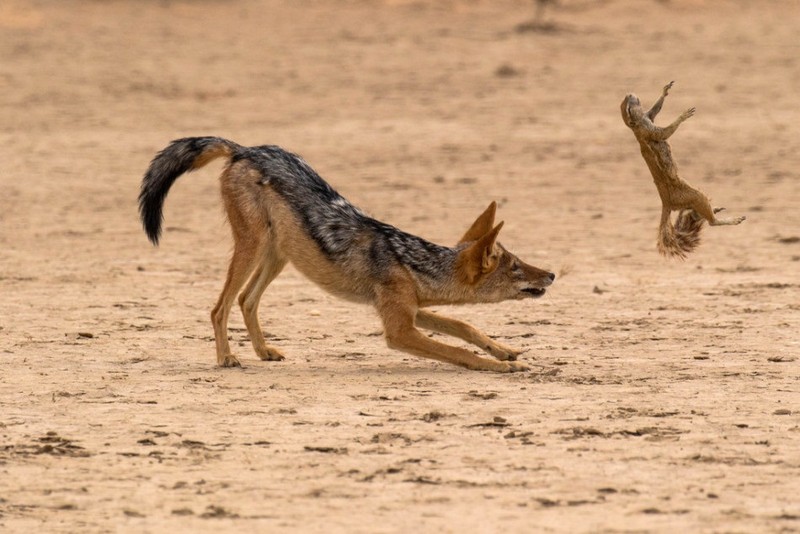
[139, 137, 555, 372]
[621, 81, 745, 258]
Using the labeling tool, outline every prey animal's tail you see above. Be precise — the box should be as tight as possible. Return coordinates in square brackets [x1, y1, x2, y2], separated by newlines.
[657, 207, 705, 259]
[139, 137, 239, 245]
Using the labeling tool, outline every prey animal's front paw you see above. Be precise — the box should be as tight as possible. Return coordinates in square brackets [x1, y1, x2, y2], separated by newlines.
[663, 80, 674, 96]
[681, 107, 696, 120]
[256, 346, 286, 362]
[219, 354, 242, 368]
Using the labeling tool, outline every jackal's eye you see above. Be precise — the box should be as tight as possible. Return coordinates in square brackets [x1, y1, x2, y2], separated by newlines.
[511, 260, 520, 271]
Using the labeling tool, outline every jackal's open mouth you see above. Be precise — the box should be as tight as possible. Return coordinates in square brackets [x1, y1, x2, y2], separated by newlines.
[521, 287, 546, 298]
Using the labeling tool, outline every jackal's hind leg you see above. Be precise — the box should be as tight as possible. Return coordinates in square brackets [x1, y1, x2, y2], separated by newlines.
[415, 310, 525, 361]
[212, 240, 263, 367]
[239, 250, 288, 362]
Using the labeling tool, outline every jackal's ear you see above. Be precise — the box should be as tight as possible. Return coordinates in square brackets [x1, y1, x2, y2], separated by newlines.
[458, 201, 497, 244]
[459, 221, 504, 283]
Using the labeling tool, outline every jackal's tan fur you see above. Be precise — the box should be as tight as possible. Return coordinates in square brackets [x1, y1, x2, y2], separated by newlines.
[139, 137, 555, 372]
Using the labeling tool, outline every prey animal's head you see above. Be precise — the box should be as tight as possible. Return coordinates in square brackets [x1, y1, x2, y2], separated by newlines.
[621, 93, 643, 127]
[455, 202, 555, 303]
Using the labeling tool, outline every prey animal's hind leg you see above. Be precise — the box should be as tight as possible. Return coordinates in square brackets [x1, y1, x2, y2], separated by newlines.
[682, 187, 746, 226]
[238, 248, 288, 362]
[415, 310, 525, 362]
[679, 206, 725, 224]
[211, 238, 263, 367]
[708, 212, 746, 226]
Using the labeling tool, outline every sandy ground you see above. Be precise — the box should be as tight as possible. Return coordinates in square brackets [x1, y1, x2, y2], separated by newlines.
[1, 0, 799, 532]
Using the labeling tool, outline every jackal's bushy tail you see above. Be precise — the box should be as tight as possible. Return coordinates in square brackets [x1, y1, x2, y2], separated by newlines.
[657, 209, 704, 259]
[139, 137, 238, 245]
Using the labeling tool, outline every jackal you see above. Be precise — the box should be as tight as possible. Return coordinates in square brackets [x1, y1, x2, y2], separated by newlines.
[621, 81, 745, 258]
[139, 137, 555, 372]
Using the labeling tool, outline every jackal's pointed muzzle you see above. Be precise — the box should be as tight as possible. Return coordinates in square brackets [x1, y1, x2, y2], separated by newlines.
[520, 271, 555, 299]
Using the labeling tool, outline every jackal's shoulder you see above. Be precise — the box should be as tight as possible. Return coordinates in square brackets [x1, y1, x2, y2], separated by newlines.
[238, 144, 457, 280]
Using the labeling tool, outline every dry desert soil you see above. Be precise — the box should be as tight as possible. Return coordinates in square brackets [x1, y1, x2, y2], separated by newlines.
[1, 0, 799, 532]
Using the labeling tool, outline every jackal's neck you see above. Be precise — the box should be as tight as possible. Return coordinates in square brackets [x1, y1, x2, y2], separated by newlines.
[372, 221, 459, 280]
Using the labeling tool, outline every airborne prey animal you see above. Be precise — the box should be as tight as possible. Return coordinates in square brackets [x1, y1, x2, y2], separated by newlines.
[621, 81, 745, 258]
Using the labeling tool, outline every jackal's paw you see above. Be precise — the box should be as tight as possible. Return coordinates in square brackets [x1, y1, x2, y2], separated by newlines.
[256, 346, 286, 362]
[500, 361, 530, 373]
[219, 354, 242, 368]
[488, 343, 527, 362]
[471, 358, 529, 373]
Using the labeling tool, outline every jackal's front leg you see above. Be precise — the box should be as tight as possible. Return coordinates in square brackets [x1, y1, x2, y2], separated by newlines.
[386, 322, 529, 372]
[376, 288, 528, 372]
[415, 310, 525, 362]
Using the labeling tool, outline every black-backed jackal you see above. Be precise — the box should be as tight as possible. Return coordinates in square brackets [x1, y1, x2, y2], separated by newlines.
[139, 137, 555, 372]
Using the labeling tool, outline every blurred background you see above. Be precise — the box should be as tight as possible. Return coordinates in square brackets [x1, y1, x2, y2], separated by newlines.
[1, 1, 798, 530]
